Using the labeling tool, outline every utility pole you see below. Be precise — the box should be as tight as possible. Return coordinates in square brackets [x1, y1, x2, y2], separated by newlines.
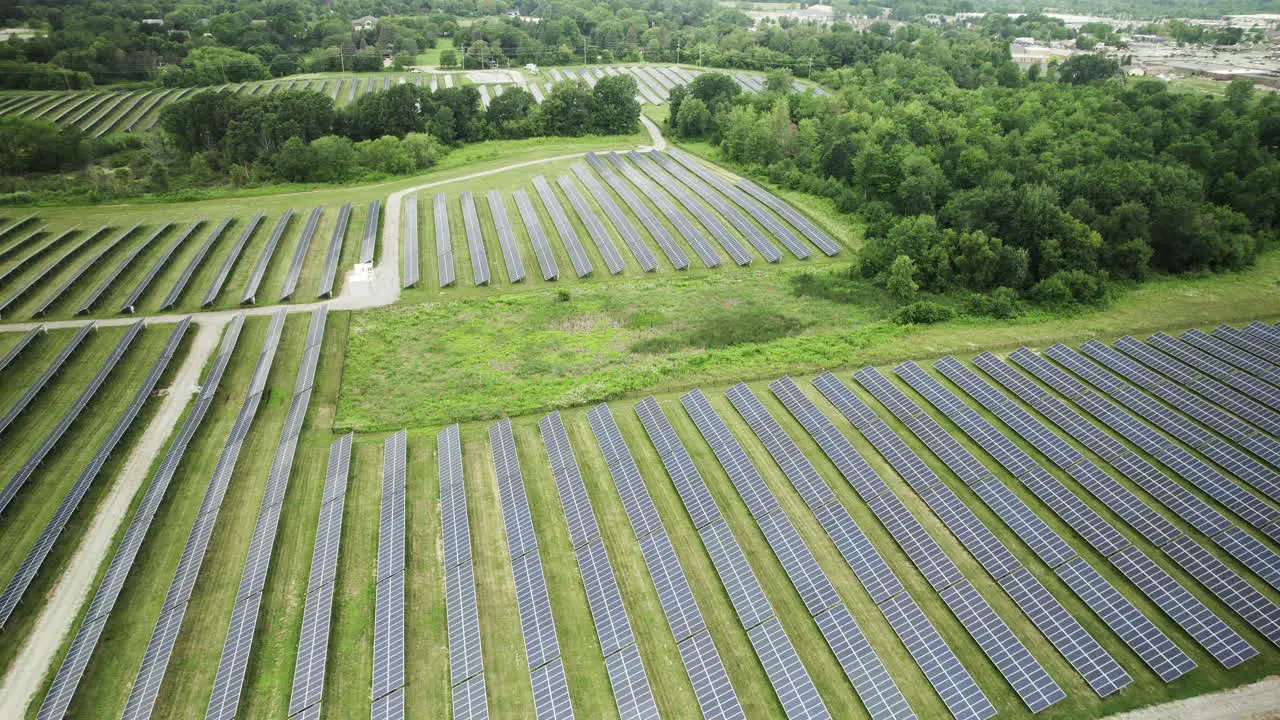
[676, 40, 681, 64]
[807, 56, 812, 78]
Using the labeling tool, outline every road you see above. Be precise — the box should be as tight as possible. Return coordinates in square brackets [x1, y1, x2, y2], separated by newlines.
[0, 124, 665, 717]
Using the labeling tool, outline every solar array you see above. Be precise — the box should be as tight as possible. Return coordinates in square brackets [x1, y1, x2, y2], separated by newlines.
[0, 223, 55, 274]
[317, 202, 352, 298]
[556, 174, 625, 274]
[489, 418, 574, 718]
[207, 307, 328, 720]
[120, 310, 284, 720]
[76, 222, 173, 314]
[0, 323, 142, 518]
[202, 210, 265, 307]
[280, 206, 323, 300]
[162, 214, 234, 310]
[533, 175, 592, 278]
[461, 192, 492, 286]
[0, 323, 44, 373]
[0, 323, 93, 437]
[439, 424, 490, 718]
[434, 193, 457, 288]
[358, 200, 381, 265]
[939, 355, 1261, 669]
[630, 397, 832, 720]
[121, 219, 203, 313]
[773, 376, 1063, 713]
[0, 319, 187, 628]
[35, 222, 142, 316]
[372, 430, 408, 717]
[583, 154, 691, 269]
[0, 226, 109, 317]
[495, 190, 533, 281]
[1046, 344, 1280, 507]
[1010, 348, 1280, 542]
[626, 151, 752, 266]
[734, 177, 841, 256]
[401, 195, 420, 289]
[1148, 332, 1280, 412]
[37, 315, 244, 720]
[850, 366, 1137, 697]
[240, 210, 294, 304]
[569, 164, 661, 271]
[646, 151, 782, 262]
[288, 433, 353, 719]
[889, 361, 1203, 683]
[676, 389, 911, 720]
[601, 152, 722, 268]
[724, 383, 994, 720]
[583, 404, 742, 717]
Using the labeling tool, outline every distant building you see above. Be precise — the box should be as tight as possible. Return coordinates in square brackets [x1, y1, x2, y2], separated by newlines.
[353, 15, 378, 31]
[141, 18, 164, 26]
[250, 19, 267, 26]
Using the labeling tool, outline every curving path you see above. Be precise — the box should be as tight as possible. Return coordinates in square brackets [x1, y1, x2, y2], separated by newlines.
[0, 127, 662, 717]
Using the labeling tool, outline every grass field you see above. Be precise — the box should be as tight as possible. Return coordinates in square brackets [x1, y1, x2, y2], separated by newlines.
[415, 37, 456, 66]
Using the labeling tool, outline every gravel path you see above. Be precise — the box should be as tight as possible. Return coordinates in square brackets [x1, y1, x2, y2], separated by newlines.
[1103, 677, 1280, 720]
[0, 126, 665, 715]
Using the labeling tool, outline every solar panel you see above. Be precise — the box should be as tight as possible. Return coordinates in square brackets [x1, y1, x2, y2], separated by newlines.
[531, 658, 575, 720]
[539, 411, 601, 548]
[359, 199, 380, 264]
[970, 478, 1076, 569]
[587, 404, 664, 539]
[576, 539, 635, 656]
[491, 190, 530, 281]
[813, 501, 904, 604]
[999, 568, 1131, 697]
[634, 396, 722, 529]
[699, 519, 774, 630]
[378, 430, 407, 581]
[205, 594, 261, 720]
[556, 174, 625, 274]
[599, 151, 722, 267]
[812, 605, 916, 720]
[315, 202, 351, 298]
[1205, 326, 1280, 372]
[677, 630, 748, 720]
[201, 210, 265, 306]
[679, 389, 780, 519]
[756, 510, 841, 615]
[1151, 332, 1280, 411]
[734, 176, 840, 255]
[445, 560, 485, 685]
[626, 150, 752, 265]
[0, 320, 186, 629]
[461, 192, 491, 285]
[452, 673, 489, 720]
[724, 383, 835, 510]
[748, 617, 832, 720]
[371, 687, 405, 720]
[240, 209, 293, 303]
[120, 219, 203, 312]
[1055, 556, 1196, 682]
[490, 418, 538, 560]
[533, 175, 592, 277]
[1019, 467, 1131, 558]
[0, 324, 43, 374]
[513, 551, 561, 670]
[371, 569, 406, 701]
[1215, 525, 1280, 594]
[434, 193, 457, 288]
[919, 484, 1023, 581]
[0, 322, 92, 438]
[866, 491, 965, 591]
[638, 526, 705, 642]
[1162, 534, 1280, 647]
[401, 195, 420, 289]
[1245, 321, 1280, 349]
[574, 160, 683, 269]
[605, 644, 660, 720]
[939, 580, 1064, 713]
[880, 592, 995, 720]
[33, 221, 142, 316]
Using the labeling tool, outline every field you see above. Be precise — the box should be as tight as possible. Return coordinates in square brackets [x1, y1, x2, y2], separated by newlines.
[415, 37, 456, 66]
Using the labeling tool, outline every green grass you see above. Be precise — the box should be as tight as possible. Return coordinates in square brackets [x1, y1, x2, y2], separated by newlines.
[415, 37, 455, 66]
[336, 248, 1280, 433]
[0, 323, 187, 675]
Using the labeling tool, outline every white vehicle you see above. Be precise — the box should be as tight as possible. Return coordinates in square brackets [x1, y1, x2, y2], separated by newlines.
[525, 63, 539, 74]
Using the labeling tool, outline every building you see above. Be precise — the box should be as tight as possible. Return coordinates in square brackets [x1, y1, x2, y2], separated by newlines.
[353, 15, 378, 32]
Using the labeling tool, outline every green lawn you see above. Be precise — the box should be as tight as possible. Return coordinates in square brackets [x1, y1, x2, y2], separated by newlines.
[415, 37, 455, 66]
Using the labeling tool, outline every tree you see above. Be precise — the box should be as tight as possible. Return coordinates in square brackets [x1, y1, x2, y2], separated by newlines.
[689, 72, 740, 110]
[440, 49, 458, 69]
[591, 75, 640, 135]
[1226, 78, 1254, 113]
[0, 116, 83, 173]
[1057, 54, 1119, 84]
[539, 82, 596, 137]
[676, 97, 711, 138]
[765, 68, 793, 93]
[885, 254, 919, 302]
[274, 136, 314, 181]
[487, 87, 536, 138]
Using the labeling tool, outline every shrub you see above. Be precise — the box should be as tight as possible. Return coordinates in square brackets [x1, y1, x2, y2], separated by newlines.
[1032, 270, 1110, 307]
[891, 301, 955, 325]
[963, 287, 1021, 319]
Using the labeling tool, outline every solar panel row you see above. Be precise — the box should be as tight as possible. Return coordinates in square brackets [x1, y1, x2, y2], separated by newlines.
[0, 319, 187, 628]
[434, 193, 457, 288]
[461, 192, 491, 286]
[371, 429, 408, 710]
[513, 188, 557, 281]
[569, 164, 660, 271]
[626, 150, 752, 266]
[0, 323, 43, 373]
[317, 202, 352, 298]
[201, 210, 265, 307]
[0, 224, 59, 279]
[1149, 332, 1280, 413]
[533, 175, 593, 278]
[37, 315, 245, 720]
[280, 207, 323, 300]
[400, 194, 420, 289]
[556, 174, 625, 274]
[162, 215, 233, 310]
[240, 210, 294, 304]
[288, 433, 353, 718]
[207, 307, 327, 720]
[576, 159, 686, 269]
[676, 389, 912, 720]
[601, 151, 722, 268]
[121, 310, 285, 720]
[0, 322, 93, 437]
[35, 222, 142, 316]
[360, 199, 380, 264]
[122, 219, 203, 313]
